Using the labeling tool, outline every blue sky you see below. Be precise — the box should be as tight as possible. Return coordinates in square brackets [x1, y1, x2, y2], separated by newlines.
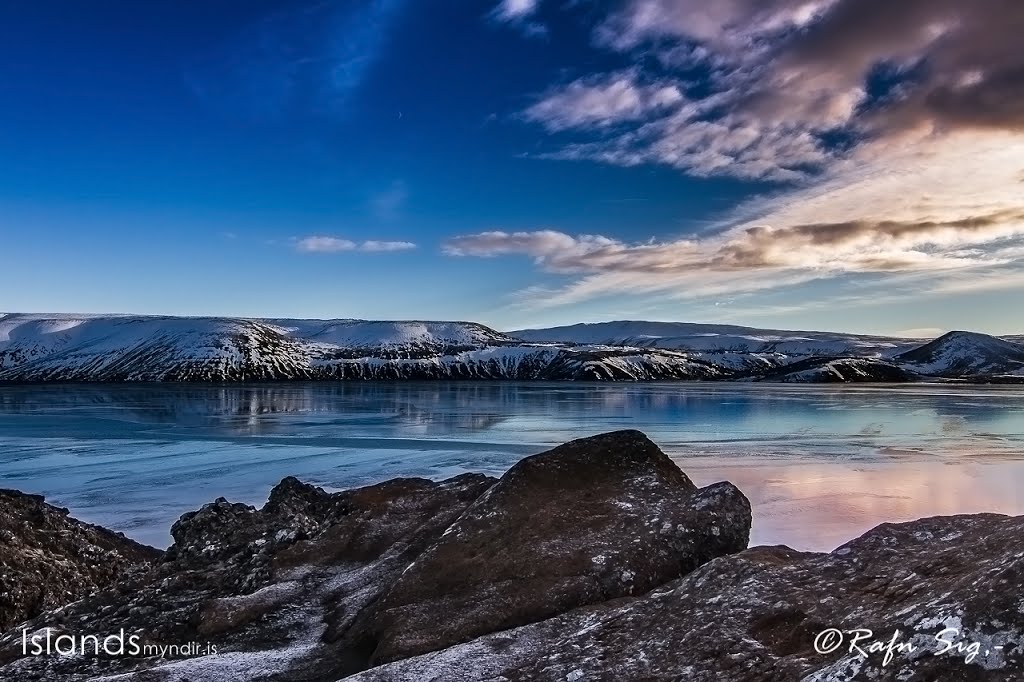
[3, 0, 1023, 335]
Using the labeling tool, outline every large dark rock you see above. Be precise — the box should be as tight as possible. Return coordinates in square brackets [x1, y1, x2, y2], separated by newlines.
[0, 430, 752, 681]
[0, 473, 496, 680]
[0, 489, 160, 632]
[359, 430, 751, 663]
[26, 432, 1022, 680]
[353, 514, 1024, 681]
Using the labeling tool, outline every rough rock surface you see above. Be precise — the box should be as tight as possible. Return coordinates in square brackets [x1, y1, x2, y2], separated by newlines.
[353, 514, 1024, 682]
[4, 431, 1017, 681]
[0, 472, 495, 680]
[0, 489, 161, 632]
[0, 431, 751, 681]
[360, 430, 750, 663]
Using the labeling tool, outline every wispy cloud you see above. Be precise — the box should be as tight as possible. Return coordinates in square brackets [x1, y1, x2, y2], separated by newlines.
[446, 210, 1024, 275]
[296, 236, 416, 253]
[524, 71, 684, 132]
[444, 196, 1024, 308]
[493, 0, 541, 21]
[369, 181, 408, 222]
[490, 0, 547, 37]
[361, 240, 418, 252]
[522, 0, 1024, 181]
[188, 0, 406, 119]
[494, 0, 1024, 312]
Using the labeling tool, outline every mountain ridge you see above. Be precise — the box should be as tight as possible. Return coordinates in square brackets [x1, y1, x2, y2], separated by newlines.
[0, 314, 1021, 383]
[894, 330, 1024, 378]
[510, 320, 928, 357]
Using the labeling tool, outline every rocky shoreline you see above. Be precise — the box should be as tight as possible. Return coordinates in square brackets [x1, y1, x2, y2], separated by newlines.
[0, 431, 1021, 680]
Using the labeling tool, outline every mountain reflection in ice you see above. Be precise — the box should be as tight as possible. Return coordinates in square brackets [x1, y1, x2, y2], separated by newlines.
[1, 382, 1022, 550]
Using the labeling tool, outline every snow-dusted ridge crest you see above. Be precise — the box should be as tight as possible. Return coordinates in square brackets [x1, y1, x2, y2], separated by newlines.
[0, 314, 1021, 383]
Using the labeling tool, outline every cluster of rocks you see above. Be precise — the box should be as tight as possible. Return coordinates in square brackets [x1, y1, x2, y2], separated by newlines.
[0, 431, 1021, 681]
[0, 489, 160, 632]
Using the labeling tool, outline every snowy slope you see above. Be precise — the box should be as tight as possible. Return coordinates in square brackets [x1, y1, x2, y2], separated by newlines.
[509, 321, 920, 357]
[1, 314, 1020, 383]
[761, 357, 917, 383]
[0, 315, 313, 381]
[267, 319, 515, 350]
[893, 331, 1024, 378]
[0, 314, 727, 382]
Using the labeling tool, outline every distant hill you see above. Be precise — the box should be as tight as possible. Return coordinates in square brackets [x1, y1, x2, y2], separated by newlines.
[0, 314, 1020, 383]
[894, 331, 1024, 379]
[509, 320, 920, 357]
[0, 314, 725, 382]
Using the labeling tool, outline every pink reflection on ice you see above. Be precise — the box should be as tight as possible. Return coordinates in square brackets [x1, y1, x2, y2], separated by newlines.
[682, 456, 1024, 552]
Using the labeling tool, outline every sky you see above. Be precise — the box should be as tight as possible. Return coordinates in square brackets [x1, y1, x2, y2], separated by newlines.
[2, 0, 1023, 335]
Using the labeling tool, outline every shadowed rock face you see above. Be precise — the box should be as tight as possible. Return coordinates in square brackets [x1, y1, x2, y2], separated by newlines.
[3, 433, 1020, 681]
[0, 489, 160, 632]
[0, 472, 497, 680]
[1, 437, 1020, 682]
[352, 514, 1024, 682]
[0, 431, 752, 681]
[360, 430, 751, 663]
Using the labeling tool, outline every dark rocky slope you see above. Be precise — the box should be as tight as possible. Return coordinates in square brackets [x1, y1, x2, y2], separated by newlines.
[0, 489, 161, 631]
[360, 431, 748, 664]
[0, 432, 1020, 681]
[0, 431, 750, 681]
[356, 515, 1024, 681]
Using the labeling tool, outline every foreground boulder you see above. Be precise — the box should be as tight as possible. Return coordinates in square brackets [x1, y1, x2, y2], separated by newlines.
[0, 431, 751, 680]
[0, 489, 160, 631]
[359, 430, 750, 663]
[352, 514, 1024, 681]
[3, 433, 1019, 680]
[0, 472, 495, 680]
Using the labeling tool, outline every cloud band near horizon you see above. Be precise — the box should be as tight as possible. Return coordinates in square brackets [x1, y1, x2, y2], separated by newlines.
[295, 236, 417, 253]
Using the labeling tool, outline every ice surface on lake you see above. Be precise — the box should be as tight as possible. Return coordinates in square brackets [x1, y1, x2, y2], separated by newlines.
[1, 382, 1022, 550]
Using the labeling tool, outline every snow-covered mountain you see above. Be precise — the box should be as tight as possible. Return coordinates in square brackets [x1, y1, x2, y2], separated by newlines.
[512, 322, 1024, 382]
[0, 314, 727, 382]
[893, 331, 1024, 379]
[0, 314, 1020, 383]
[510, 321, 920, 357]
[265, 319, 514, 352]
[760, 357, 917, 383]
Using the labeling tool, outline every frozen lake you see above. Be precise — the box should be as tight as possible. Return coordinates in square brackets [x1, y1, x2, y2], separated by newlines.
[1, 382, 1023, 551]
